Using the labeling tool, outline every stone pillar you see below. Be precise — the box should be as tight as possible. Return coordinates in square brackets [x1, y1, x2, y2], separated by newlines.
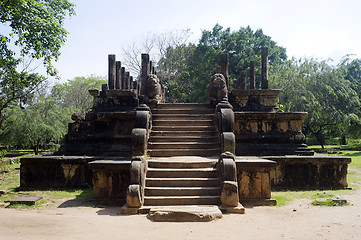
[220, 53, 229, 87]
[261, 47, 269, 89]
[121, 67, 126, 90]
[129, 76, 133, 90]
[108, 54, 116, 90]
[140, 54, 150, 95]
[240, 71, 247, 90]
[125, 72, 130, 90]
[249, 61, 256, 89]
[133, 81, 138, 93]
[115, 61, 122, 89]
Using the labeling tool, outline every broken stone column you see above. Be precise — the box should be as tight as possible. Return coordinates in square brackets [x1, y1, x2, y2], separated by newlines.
[121, 67, 126, 89]
[125, 72, 130, 90]
[261, 47, 269, 89]
[240, 71, 247, 90]
[140, 54, 150, 95]
[129, 76, 134, 90]
[108, 54, 116, 90]
[249, 61, 256, 89]
[115, 61, 122, 89]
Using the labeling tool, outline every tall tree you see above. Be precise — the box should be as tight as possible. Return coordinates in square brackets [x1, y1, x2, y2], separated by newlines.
[51, 75, 106, 112]
[2, 95, 71, 154]
[157, 24, 287, 103]
[120, 29, 192, 77]
[0, 0, 75, 128]
[270, 58, 361, 147]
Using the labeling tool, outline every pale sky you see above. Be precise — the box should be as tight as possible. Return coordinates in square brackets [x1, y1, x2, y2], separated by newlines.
[52, 0, 361, 82]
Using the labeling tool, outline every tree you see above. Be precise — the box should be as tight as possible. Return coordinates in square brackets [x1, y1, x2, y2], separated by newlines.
[2, 95, 72, 154]
[120, 29, 193, 77]
[51, 75, 106, 112]
[270, 58, 361, 147]
[156, 24, 287, 103]
[0, 0, 75, 128]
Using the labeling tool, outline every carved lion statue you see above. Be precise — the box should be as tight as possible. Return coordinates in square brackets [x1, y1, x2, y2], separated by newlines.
[145, 74, 163, 102]
[208, 73, 228, 106]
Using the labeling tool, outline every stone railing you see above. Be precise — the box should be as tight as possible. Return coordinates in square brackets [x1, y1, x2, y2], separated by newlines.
[215, 101, 235, 154]
[126, 156, 147, 208]
[218, 152, 240, 208]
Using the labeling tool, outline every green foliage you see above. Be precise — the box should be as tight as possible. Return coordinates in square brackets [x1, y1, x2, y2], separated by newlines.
[157, 24, 287, 103]
[312, 199, 349, 206]
[51, 75, 106, 112]
[0, 0, 75, 75]
[270, 58, 361, 147]
[0, 0, 75, 129]
[1, 95, 72, 154]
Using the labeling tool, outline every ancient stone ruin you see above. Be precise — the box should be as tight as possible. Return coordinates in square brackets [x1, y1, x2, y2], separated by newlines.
[21, 49, 351, 219]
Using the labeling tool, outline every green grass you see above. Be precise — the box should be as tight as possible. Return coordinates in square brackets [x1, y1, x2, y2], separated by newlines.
[272, 150, 361, 207]
[0, 161, 93, 209]
[272, 188, 354, 207]
[311, 198, 349, 206]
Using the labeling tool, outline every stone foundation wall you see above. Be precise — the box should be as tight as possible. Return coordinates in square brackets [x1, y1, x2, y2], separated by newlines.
[20, 156, 97, 188]
[234, 112, 313, 156]
[263, 155, 351, 189]
[236, 158, 276, 206]
[88, 160, 130, 204]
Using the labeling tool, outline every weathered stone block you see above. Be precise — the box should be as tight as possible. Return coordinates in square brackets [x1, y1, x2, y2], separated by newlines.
[220, 181, 239, 207]
[264, 155, 351, 189]
[127, 184, 142, 207]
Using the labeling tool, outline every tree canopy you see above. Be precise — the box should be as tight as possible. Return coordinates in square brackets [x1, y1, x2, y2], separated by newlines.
[270, 58, 361, 147]
[157, 24, 287, 102]
[51, 75, 106, 113]
[0, 0, 75, 129]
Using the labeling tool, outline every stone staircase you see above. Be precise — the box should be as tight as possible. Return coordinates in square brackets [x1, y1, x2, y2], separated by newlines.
[147, 103, 220, 157]
[144, 157, 221, 206]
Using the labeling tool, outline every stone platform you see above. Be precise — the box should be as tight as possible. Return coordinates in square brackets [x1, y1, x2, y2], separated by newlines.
[263, 154, 351, 189]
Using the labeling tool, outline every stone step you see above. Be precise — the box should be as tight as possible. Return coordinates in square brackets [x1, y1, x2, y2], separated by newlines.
[149, 135, 219, 142]
[148, 148, 220, 157]
[144, 196, 221, 206]
[147, 158, 217, 169]
[145, 187, 221, 196]
[152, 119, 213, 126]
[146, 168, 218, 178]
[148, 142, 220, 150]
[146, 178, 219, 187]
[155, 103, 211, 109]
[152, 114, 214, 120]
[146, 205, 223, 222]
[151, 126, 217, 132]
[152, 109, 214, 114]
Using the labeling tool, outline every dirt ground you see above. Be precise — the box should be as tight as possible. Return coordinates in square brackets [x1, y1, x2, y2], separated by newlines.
[1, 172, 361, 240]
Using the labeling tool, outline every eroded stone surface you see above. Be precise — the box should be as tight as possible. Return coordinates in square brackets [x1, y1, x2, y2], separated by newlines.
[147, 206, 222, 222]
[9, 196, 42, 205]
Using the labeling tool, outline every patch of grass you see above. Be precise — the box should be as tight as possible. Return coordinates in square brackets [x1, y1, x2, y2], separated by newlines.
[272, 189, 353, 207]
[5, 199, 48, 209]
[272, 167, 360, 207]
[312, 198, 349, 206]
[1, 162, 93, 209]
[335, 151, 361, 169]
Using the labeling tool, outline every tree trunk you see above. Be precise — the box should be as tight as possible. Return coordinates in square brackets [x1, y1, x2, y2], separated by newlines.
[310, 130, 325, 148]
[33, 146, 39, 155]
[340, 135, 347, 145]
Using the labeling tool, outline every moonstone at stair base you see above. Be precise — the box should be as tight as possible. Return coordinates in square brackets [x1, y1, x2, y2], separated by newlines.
[147, 205, 222, 222]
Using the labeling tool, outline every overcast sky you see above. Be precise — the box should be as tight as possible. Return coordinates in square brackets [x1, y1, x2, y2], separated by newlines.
[53, 0, 361, 82]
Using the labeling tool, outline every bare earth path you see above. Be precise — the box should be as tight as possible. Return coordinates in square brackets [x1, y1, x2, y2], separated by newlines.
[1, 169, 361, 240]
